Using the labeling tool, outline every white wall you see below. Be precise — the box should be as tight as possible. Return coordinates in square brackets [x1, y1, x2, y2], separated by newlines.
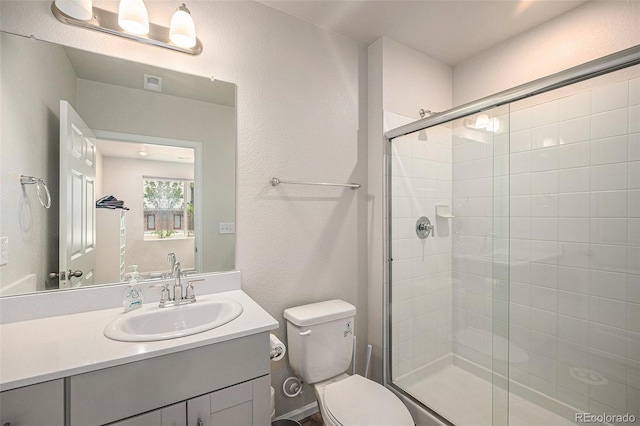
[0, 0, 367, 416]
[0, 31, 77, 292]
[453, 0, 640, 106]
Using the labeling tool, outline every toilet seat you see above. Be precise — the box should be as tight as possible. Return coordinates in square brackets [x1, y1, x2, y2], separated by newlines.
[322, 375, 413, 426]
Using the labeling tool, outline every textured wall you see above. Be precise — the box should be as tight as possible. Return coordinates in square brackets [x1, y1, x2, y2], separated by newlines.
[453, 0, 640, 106]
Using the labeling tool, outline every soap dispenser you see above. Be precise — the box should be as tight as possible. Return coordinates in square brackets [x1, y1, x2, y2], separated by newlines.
[123, 265, 144, 312]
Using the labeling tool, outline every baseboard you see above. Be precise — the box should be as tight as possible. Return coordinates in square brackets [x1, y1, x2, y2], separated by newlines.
[275, 401, 319, 422]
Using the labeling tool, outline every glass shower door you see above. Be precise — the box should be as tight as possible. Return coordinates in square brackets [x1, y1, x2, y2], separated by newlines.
[387, 105, 510, 425]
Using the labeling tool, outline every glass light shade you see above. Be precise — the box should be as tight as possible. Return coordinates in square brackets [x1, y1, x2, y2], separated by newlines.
[55, 0, 93, 20]
[170, 5, 196, 48]
[118, 0, 149, 35]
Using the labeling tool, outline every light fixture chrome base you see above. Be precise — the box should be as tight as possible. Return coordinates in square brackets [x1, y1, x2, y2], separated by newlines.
[51, 2, 203, 55]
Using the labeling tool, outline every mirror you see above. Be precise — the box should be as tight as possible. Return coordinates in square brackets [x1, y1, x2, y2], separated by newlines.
[0, 31, 236, 296]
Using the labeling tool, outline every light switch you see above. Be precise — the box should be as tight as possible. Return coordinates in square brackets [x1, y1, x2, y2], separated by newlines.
[219, 223, 235, 234]
[0, 237, 8, 266]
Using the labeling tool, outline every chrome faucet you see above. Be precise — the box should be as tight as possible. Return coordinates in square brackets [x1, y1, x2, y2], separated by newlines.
[173, 261, 183, 301]
[167, 252, 176, 277]
[153, 261, 201, 307]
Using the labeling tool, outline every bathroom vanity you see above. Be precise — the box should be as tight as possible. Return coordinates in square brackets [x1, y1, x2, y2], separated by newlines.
[0, 272, 278, 426]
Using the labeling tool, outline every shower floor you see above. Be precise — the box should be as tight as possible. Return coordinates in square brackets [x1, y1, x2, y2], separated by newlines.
[399, 364, 575, 426]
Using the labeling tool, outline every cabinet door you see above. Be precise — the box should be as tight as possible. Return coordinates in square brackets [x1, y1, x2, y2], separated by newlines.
[0, 380, 64, 426]
[187, 376, 270, 426]
[110, 402, 186, 426]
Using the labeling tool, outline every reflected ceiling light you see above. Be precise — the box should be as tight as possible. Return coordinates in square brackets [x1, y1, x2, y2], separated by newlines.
[118, 0, 149, 35]
[51, 1, 202, 55]
[465, 114, 500, 133]
[138, 151, 148, 156]
[170, 4, 196, 49]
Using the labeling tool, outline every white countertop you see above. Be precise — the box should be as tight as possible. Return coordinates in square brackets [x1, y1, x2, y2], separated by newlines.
[0, 290, 278, 391]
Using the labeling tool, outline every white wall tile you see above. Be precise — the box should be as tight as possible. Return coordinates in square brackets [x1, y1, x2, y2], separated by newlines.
[559, 218, 590, 243]
[558, 266, 589, 294]
[630, 77, 640, 106]
[591, 191, 627, 218]
[591, 218, 628, 245]
[592, 81, 629, 114]
[558, 315, 589, 346]
[591, 135, 628, 165]
[510, 107, 532, 132]
[631, 105, 640, 133]
[511, 151, 531, 174]
[530, 218, 557, 241]
[590, 270, 627, 301]
[632, 133, 640, 162]
[558, 116, 590, 145]
[558, 242, 590, 269]
[530, 286, 558, 312]
[630, 161, 640, 190]
[531, 194, 558, 217]
[532, 124, 559, 149]
[589, 323, 627, 357]
[559, 141, 590, 169]
[631, 219, 640, 246]
[511, 129, 532, 153]
[558, 91, 591, 122]
[558, 290, 589, 319]
[530, 307, 557, 336]
[591, 163, 628, 191]
[559, 167, 590, 193]
[630, 190, 640, 218]
[590, 244, 628, 274]
[591, 108, 629, 139]
[532, 100, 559, 127]
[559, 192, 591, 217]
[531, 147, 558, 172]
[530, 263, 558, 288]
[531, 171, 558, 195]
[589, 296, 627, 328]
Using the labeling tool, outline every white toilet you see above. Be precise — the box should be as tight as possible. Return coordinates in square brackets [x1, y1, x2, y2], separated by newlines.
[284, 300, 414, 426]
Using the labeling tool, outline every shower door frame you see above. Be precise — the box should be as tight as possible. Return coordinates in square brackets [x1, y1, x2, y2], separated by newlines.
[383, 44, 640, 425]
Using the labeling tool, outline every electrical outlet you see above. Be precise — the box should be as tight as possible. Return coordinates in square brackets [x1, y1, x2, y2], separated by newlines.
[0, 237, 8, 266]
[219, 222, 235, 235]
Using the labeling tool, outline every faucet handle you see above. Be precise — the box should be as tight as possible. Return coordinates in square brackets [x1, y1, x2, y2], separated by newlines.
[150, 283, 171, 306]
[185, 279, 204, 301]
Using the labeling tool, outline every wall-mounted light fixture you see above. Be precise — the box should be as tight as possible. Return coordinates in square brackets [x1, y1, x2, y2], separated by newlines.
[51, 0, 202, 55]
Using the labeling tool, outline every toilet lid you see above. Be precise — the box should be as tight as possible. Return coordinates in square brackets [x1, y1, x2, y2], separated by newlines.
[324, 375, 413, 426]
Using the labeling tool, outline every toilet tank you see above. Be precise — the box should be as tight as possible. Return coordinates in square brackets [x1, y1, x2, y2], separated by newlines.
[284, 300, 356, 384]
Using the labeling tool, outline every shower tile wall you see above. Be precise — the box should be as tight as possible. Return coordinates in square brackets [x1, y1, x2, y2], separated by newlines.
[453, 75, 640, 418]
[386, 111, 454, 379]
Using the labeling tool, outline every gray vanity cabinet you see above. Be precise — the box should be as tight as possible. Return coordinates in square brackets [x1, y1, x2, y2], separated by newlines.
[69, 333, 270, 426]
[0, 379, 64, 426]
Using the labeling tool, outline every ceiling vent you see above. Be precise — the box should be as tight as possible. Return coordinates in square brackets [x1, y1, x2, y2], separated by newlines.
[143, 74, 162, 92]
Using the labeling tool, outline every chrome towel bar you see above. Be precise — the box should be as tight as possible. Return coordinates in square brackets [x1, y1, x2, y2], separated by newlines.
[270, 177, 360, 190]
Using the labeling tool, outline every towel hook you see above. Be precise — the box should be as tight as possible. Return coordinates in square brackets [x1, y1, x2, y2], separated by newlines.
[20, 175, 51, 209]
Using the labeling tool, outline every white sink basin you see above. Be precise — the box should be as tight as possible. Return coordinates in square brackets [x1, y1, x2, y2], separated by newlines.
[104, 298, 243, 342]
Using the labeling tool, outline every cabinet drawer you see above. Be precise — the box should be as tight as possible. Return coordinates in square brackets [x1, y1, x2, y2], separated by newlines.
[0, 379, 64, 426]
[70, 333, 269, 426]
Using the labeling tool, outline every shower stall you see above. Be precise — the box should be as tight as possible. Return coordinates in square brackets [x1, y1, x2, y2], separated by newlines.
[385, 46, 640, 425]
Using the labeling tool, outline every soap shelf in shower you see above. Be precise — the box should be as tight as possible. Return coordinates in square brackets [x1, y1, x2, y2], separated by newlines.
[436, 204, 454, 218]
